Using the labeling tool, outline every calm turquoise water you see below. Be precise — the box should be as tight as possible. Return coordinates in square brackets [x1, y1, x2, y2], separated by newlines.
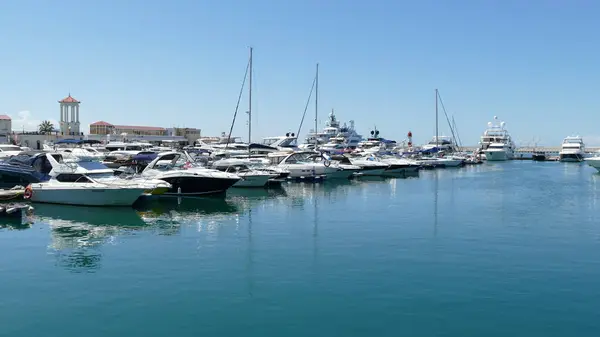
[2, 161, 600, 336]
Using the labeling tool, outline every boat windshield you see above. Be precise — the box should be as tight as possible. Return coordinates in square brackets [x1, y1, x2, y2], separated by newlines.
[86, 172, 116, 179]
[0, 145, 22, 152]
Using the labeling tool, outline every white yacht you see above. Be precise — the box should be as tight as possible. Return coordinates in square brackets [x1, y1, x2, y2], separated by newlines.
[480, 116, 516, 161]
[58, 147, 107, 162]
[346, 156, 390, 176]
[585, 154, 600, 171]
[0, 144, 23, 159]
[44, 154, 171, 195]
[300, 109, 362, 150]
[267, 151, 353, 179]
[559, 136, 585, 162]
[260, 134, 299, 153]
[211, 158, 277, 187]
[141, 152, 241, 196]
[27, 177, 147, 207]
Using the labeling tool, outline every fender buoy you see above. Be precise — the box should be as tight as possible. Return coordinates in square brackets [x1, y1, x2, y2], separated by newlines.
[323, 160, 331, 167]
[24, 185, 33, 200]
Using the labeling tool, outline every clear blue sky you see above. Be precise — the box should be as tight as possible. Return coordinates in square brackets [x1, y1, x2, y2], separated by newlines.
[1, 0, 598, 146]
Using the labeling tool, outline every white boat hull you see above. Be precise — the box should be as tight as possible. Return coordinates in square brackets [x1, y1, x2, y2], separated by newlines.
[233, 174, 272, 187]
[29, 185, 145, 206]
[327, 169, 357, 179]
[357, 167, 387, 176]
[585, 158, 600, 171]
[484, 150, 512, 161]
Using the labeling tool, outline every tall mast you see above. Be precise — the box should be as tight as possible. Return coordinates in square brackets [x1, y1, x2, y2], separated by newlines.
[314, 63, 319, 143]
[248, 47, 253, 155]
[435, 88, 439, 148]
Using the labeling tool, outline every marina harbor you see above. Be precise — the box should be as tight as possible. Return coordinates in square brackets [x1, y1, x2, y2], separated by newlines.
[5, 2, 600, 336]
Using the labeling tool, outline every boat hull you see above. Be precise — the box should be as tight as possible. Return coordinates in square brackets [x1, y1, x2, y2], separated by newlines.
[484, 150, 512, 161]
[357, 166, 388, 176]
[29, 186, 146, 206]
[233, 174, 272, 187]
[327, 169, 358, 179]
[585, 158, 600, 171]
[559, 153, 584, 162]
[159, 176, 240, 196]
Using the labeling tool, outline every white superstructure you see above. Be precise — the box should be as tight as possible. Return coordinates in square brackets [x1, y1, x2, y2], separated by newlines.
[559, 136, 585, 162]
[300, 109, 362, 150]
[480, 116, 515, 161]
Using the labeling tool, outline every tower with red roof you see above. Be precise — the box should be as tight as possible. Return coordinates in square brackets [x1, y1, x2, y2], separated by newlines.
[59, 94, 81, 135]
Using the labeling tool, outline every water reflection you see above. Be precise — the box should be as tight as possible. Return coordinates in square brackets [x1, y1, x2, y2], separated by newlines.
[34, 205, 146, 273]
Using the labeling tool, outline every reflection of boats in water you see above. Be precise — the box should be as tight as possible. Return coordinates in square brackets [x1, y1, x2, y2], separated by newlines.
[134, 196, 239, 220]
[34, 203, 147, 227]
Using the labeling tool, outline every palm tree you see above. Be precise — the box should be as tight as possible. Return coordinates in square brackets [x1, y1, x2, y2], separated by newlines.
[38, 120, 54, 134]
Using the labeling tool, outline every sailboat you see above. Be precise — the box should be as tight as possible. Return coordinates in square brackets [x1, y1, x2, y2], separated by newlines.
[212, 47, 278, 187]
[424, 89, 464, 168]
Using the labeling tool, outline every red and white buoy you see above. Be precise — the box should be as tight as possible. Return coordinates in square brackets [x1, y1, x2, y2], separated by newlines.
[407, 131, 413, 148]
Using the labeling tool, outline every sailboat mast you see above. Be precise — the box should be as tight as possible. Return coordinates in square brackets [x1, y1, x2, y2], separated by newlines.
[248, 47, 253, 155]
[435, 88, 439, 148]
[314, 63, 319, 143]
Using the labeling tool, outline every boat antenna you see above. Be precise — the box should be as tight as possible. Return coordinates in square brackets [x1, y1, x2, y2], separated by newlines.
[435, 89, 439, 149]
[225, 49, 251, 150]
[296, 64, 318, 140]
[436, 90, 461, 152]
[248, 47, 253, 157]
[315, 63, 319, 142]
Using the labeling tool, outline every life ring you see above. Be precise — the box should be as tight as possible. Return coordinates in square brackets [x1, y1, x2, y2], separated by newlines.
[323, 159, 331, 167]
[24, 185, 33, 200]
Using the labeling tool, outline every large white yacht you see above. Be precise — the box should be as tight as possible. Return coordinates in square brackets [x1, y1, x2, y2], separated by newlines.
[480, 116, 516, 161]
[300, 109, 362, 150]
[559, 136, 585, 162]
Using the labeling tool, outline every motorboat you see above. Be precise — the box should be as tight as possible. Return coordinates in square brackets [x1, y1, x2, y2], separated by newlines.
[345, 155, 390, 176]
[0, 152, 62, 188]
[377, 156, 421, 174]
[141, 152, 241, 196]
[266, 151, 352, 179]
[211, 158, 277, 187]
[414, 156, 464, 168]
[354, 128, 396, 154]
[559, 136, 585, 162]
[27, 176, 147, 207]
[585, 155, 600, 171]
[242, 157, 292, 183]
[260, 134, 300, 153]
[0, 144, 24, 160]
[58, 147, 106, 162]
[44, 155, 172, 195]
[480, 116, 516, 161]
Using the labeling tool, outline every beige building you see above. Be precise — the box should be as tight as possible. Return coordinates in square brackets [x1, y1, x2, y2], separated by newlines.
[0, 114, 11, 137]
[90, 121, 167, 136]
[59, 94, 81, 135]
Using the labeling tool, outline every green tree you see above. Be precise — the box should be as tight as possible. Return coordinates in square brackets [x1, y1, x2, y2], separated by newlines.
[38, 120, 55, 134]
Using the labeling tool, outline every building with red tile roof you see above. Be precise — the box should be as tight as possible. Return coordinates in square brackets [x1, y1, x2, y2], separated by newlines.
[90, 121, 167, 136]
